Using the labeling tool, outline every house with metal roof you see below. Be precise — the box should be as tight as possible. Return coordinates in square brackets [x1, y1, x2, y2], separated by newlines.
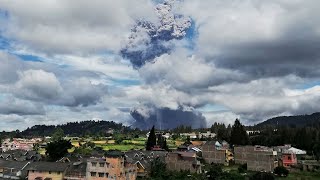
[0, 160, 30, 179]
[26, 162, 69, 180]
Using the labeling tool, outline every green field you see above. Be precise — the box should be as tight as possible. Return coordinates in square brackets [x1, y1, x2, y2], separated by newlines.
[39, 137, 182, 153]
[281, 171, 320, 180]
[91, 138, 179, 151]
[98, 144, 145, 151]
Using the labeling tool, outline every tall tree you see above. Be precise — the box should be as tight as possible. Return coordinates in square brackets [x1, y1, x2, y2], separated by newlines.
[230, 119, 250, 145]
[217, 124, 227, 141]
[51, 127, 65, 142]
[45, 139, 72, 161]
[313, 143, 320, 161]
[146, 126, 157, 150]
[157, 134, 169, 151]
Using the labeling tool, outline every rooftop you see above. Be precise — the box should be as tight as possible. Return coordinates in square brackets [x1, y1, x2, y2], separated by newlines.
[26, 162, 69, 172]
[0, 159, 29, 169]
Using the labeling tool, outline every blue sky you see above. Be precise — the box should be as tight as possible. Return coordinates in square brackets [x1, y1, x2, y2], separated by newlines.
[0, 0, 320, 130]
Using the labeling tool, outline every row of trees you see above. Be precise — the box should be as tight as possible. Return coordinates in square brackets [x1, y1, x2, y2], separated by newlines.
[146, 126, 169, 150]
[211, 119, 320, 160]
[250, 125, 320, 160]
[20, 120, 140, 137]
[210, 119, 250, 146]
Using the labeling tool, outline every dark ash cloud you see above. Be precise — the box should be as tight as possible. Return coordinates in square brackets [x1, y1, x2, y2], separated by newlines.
[130, 105, 206, 130]
[121, 1, 192, 68]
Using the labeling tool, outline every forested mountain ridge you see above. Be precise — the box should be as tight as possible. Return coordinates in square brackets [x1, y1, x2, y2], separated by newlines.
[20, 120, 136, 137]
[256, 112, 320, 128]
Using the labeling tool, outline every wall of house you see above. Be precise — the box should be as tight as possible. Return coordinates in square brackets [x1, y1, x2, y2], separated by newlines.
[282, 153, 297, 167]
[202, 144, 226, 164]
[234, 146, 278, 172]
[135, 163, 146, 177]
[64, 176, 86, 180]
[28, 171, 64, 180]
[64, 171, 86, 180]
[86, 160, 111, 180]
[165, 153, 201, 174]
[86, 158, 136, 180]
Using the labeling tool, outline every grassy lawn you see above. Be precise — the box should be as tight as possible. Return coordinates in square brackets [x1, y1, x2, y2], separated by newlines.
[71, 141, 81, 147]
[38, 148, 46, 155]
[99, 144, 144, 151]
[134, 137, 147, 141]
[123, 139, 145, 145]
[280, 171, 320, 180]
[68, 147, 75, 153]
[223, 165, 240, 172]
[174, 140, 184, 146]
[63, 137, 190, 152]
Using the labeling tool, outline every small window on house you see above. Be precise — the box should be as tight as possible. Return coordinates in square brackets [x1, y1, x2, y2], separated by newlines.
[106, 173, 109, 177]
[90, 172, 97, 177]
[99, 163, 104, 167]
[92, 162, 97, 167]
[98, 173, 104, 177]
[57, 172, 60, 175]
[288, 156, 291, 160]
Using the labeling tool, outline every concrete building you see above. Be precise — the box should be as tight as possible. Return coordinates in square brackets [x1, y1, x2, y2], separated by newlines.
[234, 146, 278, 172]
[86, 151, 137, 180]
[26, 162, 69, 180]
[165, 152, 202, 174]
[275, 145, 298, 168]
[64, 161, 87, 180]
[180, 133, 197, 139]
[202, 141, 233, 165]
[281, 151, 297, 168]
[199, 131, 216, 139]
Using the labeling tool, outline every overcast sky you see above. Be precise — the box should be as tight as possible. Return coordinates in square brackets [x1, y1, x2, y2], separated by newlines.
[0, 0, 320, 131]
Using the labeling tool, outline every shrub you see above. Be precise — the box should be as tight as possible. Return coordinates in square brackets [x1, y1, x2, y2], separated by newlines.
[238, 164, 247, 173]
[250, 172, 275, 180]
[274, 166, 289, 177]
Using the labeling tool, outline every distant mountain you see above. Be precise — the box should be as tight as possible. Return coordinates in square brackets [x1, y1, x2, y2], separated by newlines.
[256, 112, 320, 128]
[20, 120, 135, 137]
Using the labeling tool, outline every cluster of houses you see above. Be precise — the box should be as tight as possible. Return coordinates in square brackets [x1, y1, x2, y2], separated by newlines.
[1, 138, 42, 152]
[146, 131, 217, 140]
[0, 135, 314, 180]
[0, 150, 197, 180]
[0, 150, 138, 180]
